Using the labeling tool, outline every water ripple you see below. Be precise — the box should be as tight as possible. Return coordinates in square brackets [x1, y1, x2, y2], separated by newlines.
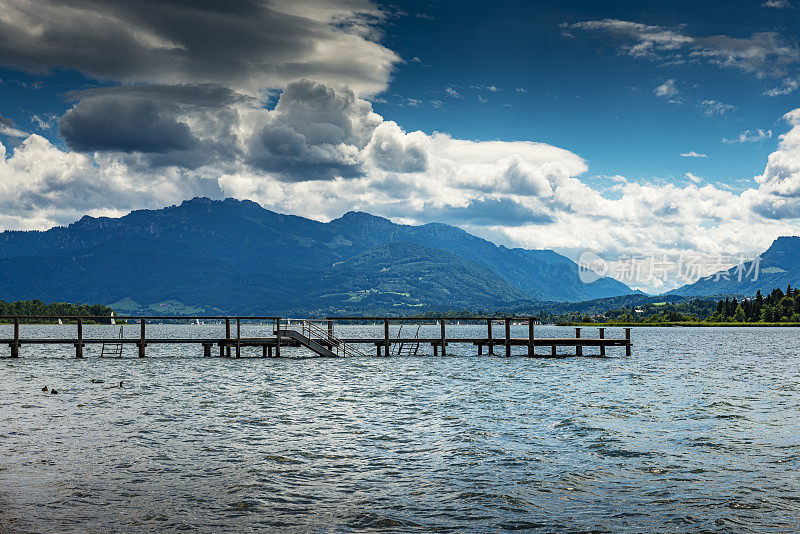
[0, 325, 799, 532]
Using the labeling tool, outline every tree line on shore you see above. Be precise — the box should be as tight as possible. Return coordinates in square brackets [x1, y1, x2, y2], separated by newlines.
[0, 299, 113, 323]
[3, 287, 800, 325]
[708, 286, 800, 323]
[567, 286, 800, 324]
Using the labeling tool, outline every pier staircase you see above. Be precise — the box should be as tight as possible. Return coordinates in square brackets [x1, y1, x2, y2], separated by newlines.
[393, 324, 421, 356]
[101, 325, 124, 358]
[277, 320, 367, 358]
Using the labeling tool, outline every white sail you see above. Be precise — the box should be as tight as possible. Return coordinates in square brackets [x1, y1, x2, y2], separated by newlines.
[196, 318, 200, 325]
[58, 318, 63, 325]
[111, 312, 116, 325]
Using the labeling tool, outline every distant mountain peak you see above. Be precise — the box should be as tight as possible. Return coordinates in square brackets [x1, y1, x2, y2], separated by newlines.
[177, 196, 263, 210]
[333, 210, 392, 224]
[766, 235, 800, 251]
[669, 234, 800, 297]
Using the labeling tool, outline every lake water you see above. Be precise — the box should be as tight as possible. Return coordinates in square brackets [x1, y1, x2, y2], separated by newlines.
[1, 325, 799, 532]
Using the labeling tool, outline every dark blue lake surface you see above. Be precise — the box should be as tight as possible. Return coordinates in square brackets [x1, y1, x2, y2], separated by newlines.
[1, 325, 799, 532]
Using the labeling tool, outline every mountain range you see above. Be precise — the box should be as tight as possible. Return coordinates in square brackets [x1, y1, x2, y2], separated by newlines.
[669, 236, 800, 297]
[0, 197, 634, 315]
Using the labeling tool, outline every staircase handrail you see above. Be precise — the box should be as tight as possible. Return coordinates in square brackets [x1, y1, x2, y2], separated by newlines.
[294, 319, 368, 358]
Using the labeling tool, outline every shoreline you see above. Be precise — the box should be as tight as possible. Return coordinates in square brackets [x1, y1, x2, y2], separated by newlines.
[560, 321, 800, 327]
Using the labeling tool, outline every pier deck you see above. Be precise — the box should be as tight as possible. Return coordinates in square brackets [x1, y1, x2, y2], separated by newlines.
[0, 315, 632, 358]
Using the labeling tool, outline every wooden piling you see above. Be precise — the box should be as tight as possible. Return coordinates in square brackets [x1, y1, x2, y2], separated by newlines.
[236, 318, 241, 358]
[575, 327, 582, 357]
[327, 319, 334, 340]
[203, 343, 212, 357]
[275, 318, 281, 358]
[440, 319, 446, 356]
[528, 317, 535, 356]
[625, 328, 631, 357]
[433, 343, 438, 357]
[599, 328, 606, 357]
[225, 318, 231, 358]
[477, 343, 483, 355]
[74, 318, 84, 358]
[384, 319, 390, 357]
[504, 317, 511, 357]
[10, 317, 19, 358]
[138, 318, 146, 358]
[487, 319, 494, 355]
[551, 345, 557, 357]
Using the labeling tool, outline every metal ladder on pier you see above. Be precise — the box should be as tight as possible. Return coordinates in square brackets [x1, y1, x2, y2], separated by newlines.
[393, 324, 421, 356]
[101, 325, 124, 358]
[277, 319, 368, 358]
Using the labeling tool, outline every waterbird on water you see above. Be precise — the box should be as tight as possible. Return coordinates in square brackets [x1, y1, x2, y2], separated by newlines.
[50, 389, 58, 395]
[41, 385, 48, 392]
[91, 379, 104, 384]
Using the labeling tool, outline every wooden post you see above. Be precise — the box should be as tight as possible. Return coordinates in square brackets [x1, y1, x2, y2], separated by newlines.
[138, 318, 146, 358]
[528, 317, 535, 356]
[575, 327, 582, 357]
[376, 344, 381, 357]
[599, 328, 606, 357]
[440, 319, 446, 356]
[275, 318, 281, 358]
[384, 319, 390, 357]
[504, 317, 511, 357]
[236, 318, 241, 358]
[433, 343, 438, 356]
[327, 319, 334, 340]
[487, 319, 494, 355]
[551, 345, 557, 357]
[262, 344, 267, 358]
[225, 318, 231, 358]
[11, 317, 20, 358]
[204, 343, 212, 357]
[477, 343, 483, 355]
[74, 318, 84, 358]
[625, 328, 631, 357]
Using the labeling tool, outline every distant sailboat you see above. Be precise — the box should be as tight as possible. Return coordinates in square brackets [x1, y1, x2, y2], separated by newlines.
[111, 312, 116, 326]
[58, 318, 63, 325]
[196, 318, 201, 326]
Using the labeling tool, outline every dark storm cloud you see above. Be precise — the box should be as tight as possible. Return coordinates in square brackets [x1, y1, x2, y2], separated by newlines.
[59, 79, 384, 179]
[59, 84, 245, 167]
[246, 80, 381, 181]
[60, 96, 197, 153]
[64, 84, 253, 108]
[0, 0, 398, 95]
[248, 124, 364, 181]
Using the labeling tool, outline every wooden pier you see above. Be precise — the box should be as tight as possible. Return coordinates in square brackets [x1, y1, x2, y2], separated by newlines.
[0, 315, 632, 359]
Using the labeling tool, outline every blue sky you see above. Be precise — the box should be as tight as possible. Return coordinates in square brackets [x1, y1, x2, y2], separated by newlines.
[1, 0, 800, 291]
[2, 0, 796, 187]
[371, 0, 798, 190]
